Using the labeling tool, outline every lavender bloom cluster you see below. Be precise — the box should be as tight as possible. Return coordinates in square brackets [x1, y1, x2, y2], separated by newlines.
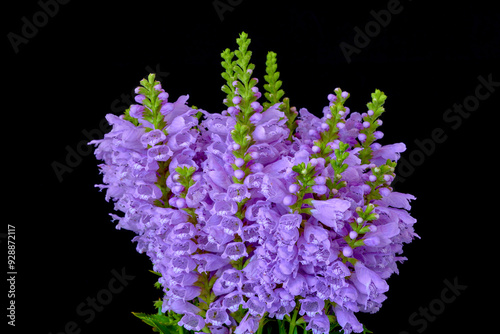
[91, 34, 417, 334]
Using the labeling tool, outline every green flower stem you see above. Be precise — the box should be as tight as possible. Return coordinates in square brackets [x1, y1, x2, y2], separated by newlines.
[311, 88, 349, 165]
[256, 313, 269, 334]
[154, 160, 172, 208]
[288, 306, 299, 334]
[289, 162, 317, 216]
[364, 160, 396, 204]
[281, 98, 298, 141]
[357, 89, 387, 164]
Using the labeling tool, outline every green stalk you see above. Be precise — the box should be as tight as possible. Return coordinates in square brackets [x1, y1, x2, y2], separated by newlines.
[288, 307, 299, 334]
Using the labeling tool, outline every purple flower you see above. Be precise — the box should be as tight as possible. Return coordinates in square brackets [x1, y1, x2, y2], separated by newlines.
[253, 121, 289, 144]
[334, 306, 363, 334]
[168, 284, 201, 301]
[279, 213, 302, 230]
[260, 175, 288, 203]
[351, 262, 389, 305]
[371, 142, 406, 165]
[241, 224, 260, 243]
[134, 182, 162, 201]
[284, 273, 307, 296]
[222, 242, 248, 261]
[163, 299, 200, 315]
[223, 291, 245, 312]
[213, 276, 236, 296]
[226, 184, 251, 202]
[167, 130, 197, 151]
[129, 104, 145, 118]
[376, 191, 416, 210]
[203, 153, 232, 190]
[178, 313, 205, 331]
[208, 326, 229, 334]
[206, 307, 231, 326]
[211, 200, 238, 216]
[362, 221, 399, 247]
[147, 145, 172, 161]
[234, 312, 260, 334]
[170, 239, 197, 256]
[192, 253, 229, 273]
[299, 296, 325, 317]
[245, 297, 266, 316]
[171, 223, 197, 239]
[171, 256, 197, 274]
[140, 129, 166, 147]
[306, 314, 330, 334]
[219, 215, 243, 236]
[221, 269, 244, 287]
[92, 75, 418, 334]
[310, 198, 351, 232]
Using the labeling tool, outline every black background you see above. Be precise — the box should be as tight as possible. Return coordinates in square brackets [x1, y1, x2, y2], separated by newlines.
[5, 0, 499, 333]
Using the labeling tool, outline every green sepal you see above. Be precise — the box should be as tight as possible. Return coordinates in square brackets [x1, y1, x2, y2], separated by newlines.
[358, 225, 372, 234]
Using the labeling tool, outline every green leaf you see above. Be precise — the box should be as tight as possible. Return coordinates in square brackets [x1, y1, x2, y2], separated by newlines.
[132, 311, 186, 334]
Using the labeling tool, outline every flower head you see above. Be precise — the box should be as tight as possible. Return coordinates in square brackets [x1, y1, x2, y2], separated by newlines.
[92, 42, 417, 334]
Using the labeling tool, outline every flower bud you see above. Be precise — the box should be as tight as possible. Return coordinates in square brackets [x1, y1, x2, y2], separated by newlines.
[234, 158, 245, 167]
[234, 170, 245, 179]
[288, 184, 299, 193]
[283, 195, 297, 206]
[176, 198, 187, 208]
[232, 96, 242, 105]
[173, 185, 184, 193]
[135, 94, 146, 104]
[315, 176, 326, 185]
[342, 246, 353, 257]
[249, 163, 263, 172]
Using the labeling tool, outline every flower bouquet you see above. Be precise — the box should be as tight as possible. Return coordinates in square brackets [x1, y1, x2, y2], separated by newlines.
[90, 32, 417, 334]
